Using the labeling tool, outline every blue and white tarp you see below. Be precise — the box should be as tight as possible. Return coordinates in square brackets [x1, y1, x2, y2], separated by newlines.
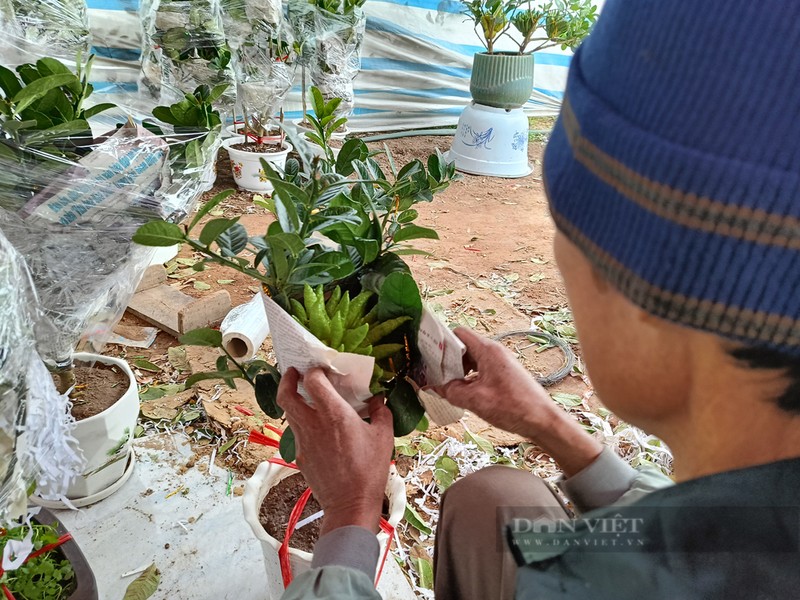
[87, 0, 581, 131]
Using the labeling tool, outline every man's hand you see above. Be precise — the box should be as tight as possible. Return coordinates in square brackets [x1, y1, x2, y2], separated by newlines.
[277, 367, 395, 535]
[438, 327, 602, 476]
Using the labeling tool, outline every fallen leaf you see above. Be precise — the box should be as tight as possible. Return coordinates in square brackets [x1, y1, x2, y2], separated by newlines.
[529, 273, 547, 283]
[133, 358, 161, 372]
[194, 281, 212, 291]
[167, 346, 191, 372]
[217, 279, 235, 285]
[122, 563, 160, 600]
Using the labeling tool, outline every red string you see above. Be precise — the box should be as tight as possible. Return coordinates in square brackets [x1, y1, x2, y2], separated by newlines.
[0, 532, 73, 600]
[263, 423, 284, 436]
[248, 430, 280, 448]
[279, 486, 314, 588]
[375, 519, 394, 586]
[234, 405, 254, 416]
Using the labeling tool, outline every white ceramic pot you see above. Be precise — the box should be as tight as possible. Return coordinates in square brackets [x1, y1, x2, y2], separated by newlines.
[447, 101, 532, 178]
[243, 462, 406, 598]
[222, 137, 293, 193]
[34, 352, 139, 508]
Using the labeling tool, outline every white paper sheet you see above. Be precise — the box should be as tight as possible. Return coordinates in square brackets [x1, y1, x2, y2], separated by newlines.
[262, 293, 467, 424]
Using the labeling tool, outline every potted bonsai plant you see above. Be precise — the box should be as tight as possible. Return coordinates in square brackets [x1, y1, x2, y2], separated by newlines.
[0, 54, 169, 507]
[463, 0, 598, 109]
[134, 129, 461, 594]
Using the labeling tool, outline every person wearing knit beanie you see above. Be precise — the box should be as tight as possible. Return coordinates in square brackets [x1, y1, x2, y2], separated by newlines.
[276, 2, 800, 600]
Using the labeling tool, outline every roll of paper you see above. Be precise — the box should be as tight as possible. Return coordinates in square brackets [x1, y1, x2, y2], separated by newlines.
[221, 296, 270, 360]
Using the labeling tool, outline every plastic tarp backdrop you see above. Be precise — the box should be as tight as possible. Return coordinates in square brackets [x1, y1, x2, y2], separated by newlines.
[88, 0, 580, 131]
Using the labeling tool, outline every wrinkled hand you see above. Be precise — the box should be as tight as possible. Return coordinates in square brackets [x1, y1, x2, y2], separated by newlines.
[277, 367, 395, 534]
[437, 328, 602, 475]
[437, 327, 560, 439]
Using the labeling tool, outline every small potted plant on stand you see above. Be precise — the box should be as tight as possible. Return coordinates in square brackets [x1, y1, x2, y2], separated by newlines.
[449, 0, 597, 177]
[134, 128, 464, 596]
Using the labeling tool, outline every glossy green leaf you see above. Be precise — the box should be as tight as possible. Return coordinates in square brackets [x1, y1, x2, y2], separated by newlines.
[198, 217, 240, 245]
[132, 220, 186, 247]
[179, 328, 223, 347]
[387, 379, 425, 437]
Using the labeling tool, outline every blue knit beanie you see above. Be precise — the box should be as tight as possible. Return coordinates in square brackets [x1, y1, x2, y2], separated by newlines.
[545, 0, 800, 355]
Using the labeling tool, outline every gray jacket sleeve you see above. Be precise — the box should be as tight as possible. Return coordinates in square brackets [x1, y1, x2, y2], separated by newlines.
[557, 446, 674, 513]
[280, 526, 382, 600]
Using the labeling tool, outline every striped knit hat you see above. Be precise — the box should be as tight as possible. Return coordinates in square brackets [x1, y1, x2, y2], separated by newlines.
[545, 0, 800, 355]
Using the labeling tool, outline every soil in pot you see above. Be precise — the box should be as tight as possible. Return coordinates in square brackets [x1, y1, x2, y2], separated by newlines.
[260, 473, 390, 553]
[260, 473, 323, 553]
[54, 361, 128, 421]
[231, 141, 287, 153]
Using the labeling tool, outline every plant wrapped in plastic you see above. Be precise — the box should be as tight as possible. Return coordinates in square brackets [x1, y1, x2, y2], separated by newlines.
[133, 128, 460, 461]
[288, 0, 366, 121]
[235, 29, 297, 143]
[0, 0, 90, 59]
[0, 231, 81, 526]
[139, 0, 235, 108]
[0, 53, 175, 393]
[143, 83, 228, 219]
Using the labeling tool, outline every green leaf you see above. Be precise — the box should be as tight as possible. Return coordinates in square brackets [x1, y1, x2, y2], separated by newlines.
[404, 505, 433, 536]
[184, 370, 243, 387]
[133, 221, 186, 247]
[21, 119, 90, 144]
[255, 371, 283, 418]
[386, 379, 425, 437]
[376, 271, 423, 324]
[179, 328, 223, 347]
[551, 392, 583, 408]
[198, 217, 240, 245]
[12, 73, 77, 113]
[207, 83, 230, 103]
[393, 224, 439, 243]
[133, 359, 161, 372]
[83, 102, 117, 119]
[463, 427, 495, 456]
[397, 209, 419, 224]
[414, 555, 434, 589]
[280, 426, 296, 462]
[434, 455, 459, 490]
[216, 222, 248, 256]
[0, 65, 21, 98]
[123, 563, 160, 600]
[335, 138, 369, 176]
[189, 189, 235, 231]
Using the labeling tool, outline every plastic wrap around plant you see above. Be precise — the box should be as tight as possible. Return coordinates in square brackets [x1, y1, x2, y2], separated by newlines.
[301, 5, 366, 119]
[0, 231, 82, 525]
[140, 0, 236, 108]
[0, 44, 224, 375]
[0, 0, 90, 61]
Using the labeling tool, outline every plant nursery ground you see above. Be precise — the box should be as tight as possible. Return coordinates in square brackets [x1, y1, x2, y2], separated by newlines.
[105, 128, 672, 596]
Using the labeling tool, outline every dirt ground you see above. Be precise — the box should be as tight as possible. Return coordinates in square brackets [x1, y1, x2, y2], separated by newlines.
[108, 131, 596, 472]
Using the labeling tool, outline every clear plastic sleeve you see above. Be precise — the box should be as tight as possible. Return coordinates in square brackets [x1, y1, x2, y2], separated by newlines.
[0, 39, 222, 368]
[139, 0, 236, 108]
[0, 230, 81, 525]
[0, 0, 90, 61]
[288, 1, 366, 119]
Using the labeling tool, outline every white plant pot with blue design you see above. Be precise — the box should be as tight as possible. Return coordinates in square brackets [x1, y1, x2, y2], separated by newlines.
[447, 102, 532, 178]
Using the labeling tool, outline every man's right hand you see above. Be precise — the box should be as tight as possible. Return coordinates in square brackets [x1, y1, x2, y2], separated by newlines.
[437, 327, 603, 476]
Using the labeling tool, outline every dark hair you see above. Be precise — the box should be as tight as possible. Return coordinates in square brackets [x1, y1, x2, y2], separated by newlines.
[729, 346, 800, 414]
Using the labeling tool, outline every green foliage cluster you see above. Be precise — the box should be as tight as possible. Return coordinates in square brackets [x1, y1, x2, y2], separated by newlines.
[133, 112, 459, 460]
[145, 83, 228, 172]
[462, 0, 598, 54]
[0, 521, 75, 600]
